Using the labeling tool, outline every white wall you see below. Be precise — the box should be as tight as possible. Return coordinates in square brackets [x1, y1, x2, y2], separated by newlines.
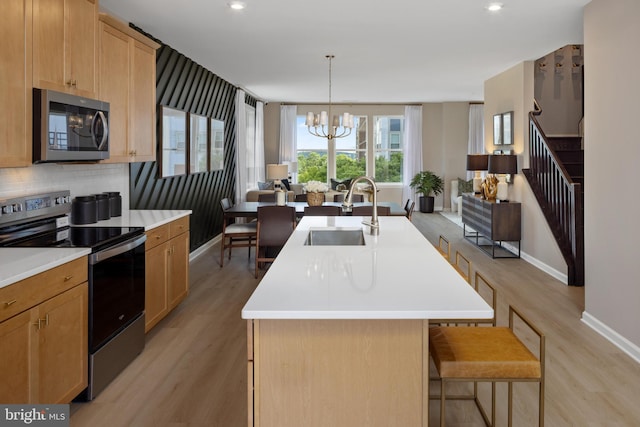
[0, 163, 130, 210]
[534, 44, 584, 136]
[583, 0, 640, 356]
[484, 62, 567, 280]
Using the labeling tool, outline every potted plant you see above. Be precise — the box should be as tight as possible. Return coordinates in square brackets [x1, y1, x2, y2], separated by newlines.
[410, 171, 444, 213]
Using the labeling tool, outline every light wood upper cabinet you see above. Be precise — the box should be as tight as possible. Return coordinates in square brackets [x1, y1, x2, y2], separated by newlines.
[32, 0, 97, 97]
[0, 0, 32, 168]
[98, 14, 159, 163]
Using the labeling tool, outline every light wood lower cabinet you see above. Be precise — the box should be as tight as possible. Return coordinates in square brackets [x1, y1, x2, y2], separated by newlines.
[247, 319, 429, 427]
[145, 216, 190, 332]
[0, 259, 88, 403]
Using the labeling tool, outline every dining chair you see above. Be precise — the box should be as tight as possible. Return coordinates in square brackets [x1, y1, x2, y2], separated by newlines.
[334, 193, 364, 203]
[219, 198, 257, 267]
[255, 205, 297, 278]
[303, 205, 342, 216]
[430, 303, 545, 427]
[294, 193, 307, 202]
[257, 193, 276, 203]
[404, 199, 415, 221]
[351, 205, 391, 216]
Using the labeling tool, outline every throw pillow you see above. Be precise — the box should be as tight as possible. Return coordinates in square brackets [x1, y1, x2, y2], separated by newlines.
[458, 177, 473, 194]
[331, 178, 352, 191]
[258, 181, 274, 190]
[280, 178, 291, 191]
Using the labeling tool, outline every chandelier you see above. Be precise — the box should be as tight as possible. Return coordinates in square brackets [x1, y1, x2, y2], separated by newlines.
[305, 55, 354, 140]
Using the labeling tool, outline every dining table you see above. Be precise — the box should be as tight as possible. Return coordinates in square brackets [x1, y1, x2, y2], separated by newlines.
[224, 201, 406, 219]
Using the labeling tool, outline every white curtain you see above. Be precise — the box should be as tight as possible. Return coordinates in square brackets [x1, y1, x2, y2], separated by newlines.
[255, 101, 265, 182]
[402, 105, 423, 203]
[467, 104, 485, 179]
[234, 90, 247, 203]
[279, 105, 298, 180]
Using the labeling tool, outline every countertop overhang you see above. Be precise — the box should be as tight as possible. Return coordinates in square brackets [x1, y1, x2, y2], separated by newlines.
[242, 216, 494, 320]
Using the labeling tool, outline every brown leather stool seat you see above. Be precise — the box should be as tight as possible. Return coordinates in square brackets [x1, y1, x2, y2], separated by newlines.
[429, 305, 545, 427]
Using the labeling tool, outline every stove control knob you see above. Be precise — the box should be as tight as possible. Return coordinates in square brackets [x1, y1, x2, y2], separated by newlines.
[55, 197, 64, 205]
[2, 205, 13, 214]
[12, 204, 23, 212]
[65, 196, 71, 203]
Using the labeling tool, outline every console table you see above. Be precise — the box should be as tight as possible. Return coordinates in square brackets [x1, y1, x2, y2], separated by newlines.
[461, 194, 521, 258]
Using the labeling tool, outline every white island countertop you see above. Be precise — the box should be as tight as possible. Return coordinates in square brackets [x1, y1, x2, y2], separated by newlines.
[242, 216, 494, 320]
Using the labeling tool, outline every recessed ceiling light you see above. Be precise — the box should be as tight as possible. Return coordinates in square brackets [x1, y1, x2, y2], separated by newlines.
[486, 3, 503, 12]
[228, 1, 246, 10]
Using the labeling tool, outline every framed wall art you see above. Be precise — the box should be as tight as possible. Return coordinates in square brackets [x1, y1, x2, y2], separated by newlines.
[493, 114, 502, 145]
[189, 113, 209, 174]
[210, 118, 225, 171]
[502, 111, 514, 145]
[158, 106, 187, 178]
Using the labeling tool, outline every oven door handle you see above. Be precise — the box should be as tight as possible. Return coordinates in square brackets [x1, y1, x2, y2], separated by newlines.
[89, 234, 147, 265]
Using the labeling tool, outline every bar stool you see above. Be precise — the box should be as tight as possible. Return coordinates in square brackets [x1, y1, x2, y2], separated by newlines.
[453, 250, 471, 283]
[430, 304, 545, 427]
[436, 235, 450, 260]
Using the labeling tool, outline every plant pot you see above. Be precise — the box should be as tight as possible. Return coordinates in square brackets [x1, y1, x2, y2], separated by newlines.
[306, 192, 324, 206]
[419, 196, 435, 213]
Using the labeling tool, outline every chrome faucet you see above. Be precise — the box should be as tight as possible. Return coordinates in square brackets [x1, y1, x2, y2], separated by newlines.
[343, 176, 379, 235]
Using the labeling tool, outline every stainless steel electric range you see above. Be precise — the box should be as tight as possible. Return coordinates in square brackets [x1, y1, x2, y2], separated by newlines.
[0, 190, 146, 400]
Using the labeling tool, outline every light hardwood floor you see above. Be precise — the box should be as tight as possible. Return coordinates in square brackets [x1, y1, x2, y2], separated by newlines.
[70, 212, 640, 426]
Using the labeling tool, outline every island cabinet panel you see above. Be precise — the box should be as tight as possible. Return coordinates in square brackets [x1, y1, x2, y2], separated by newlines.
[0, 0, 32, 168]
[144, 216, 190, 332]
[98, 13, 159, 163]
[32, 0, 97, 97]
[249, 319, 428, 427]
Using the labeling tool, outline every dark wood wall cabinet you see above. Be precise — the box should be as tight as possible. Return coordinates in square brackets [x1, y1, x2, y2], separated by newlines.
[461, 194, 521, 258]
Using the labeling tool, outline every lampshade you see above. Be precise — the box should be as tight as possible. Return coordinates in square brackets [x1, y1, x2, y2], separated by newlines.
[488, 154, 517, 175]
[266, 164, 289, 180]
[466, 154, 489, 171]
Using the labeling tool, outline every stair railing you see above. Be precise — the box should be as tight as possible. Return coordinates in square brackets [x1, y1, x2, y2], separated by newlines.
[527, 106, 583, 285]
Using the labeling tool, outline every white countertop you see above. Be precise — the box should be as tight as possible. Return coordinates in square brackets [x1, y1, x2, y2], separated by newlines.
[241, 216, 494, 320]
[0, 247, 91, 289]
[75, 209, 192, 230]
[0, 210, 191, 289]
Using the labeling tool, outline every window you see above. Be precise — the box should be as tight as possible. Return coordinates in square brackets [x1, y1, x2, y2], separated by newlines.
[374, 116, 404, 183]
[295, 113, 403, 184]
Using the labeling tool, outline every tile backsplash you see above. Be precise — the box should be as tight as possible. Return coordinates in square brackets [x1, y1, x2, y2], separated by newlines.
[0, 163, 129, 211]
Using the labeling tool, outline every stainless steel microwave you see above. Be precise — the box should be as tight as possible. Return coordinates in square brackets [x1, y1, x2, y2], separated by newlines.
[33, 89, 110, 163]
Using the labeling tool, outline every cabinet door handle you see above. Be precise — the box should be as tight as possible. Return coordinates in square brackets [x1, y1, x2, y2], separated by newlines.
[64, 275, 73, 281]
[44, 314, 49, 326]
[4, 300, 17, 307]
[33, 318, 43, 330]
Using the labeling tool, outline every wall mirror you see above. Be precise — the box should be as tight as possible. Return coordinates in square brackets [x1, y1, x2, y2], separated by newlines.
[190, 113, 209, 174]
[502, 111, 514, 145]
[210, 118, 225, 171]
[493, 114, 503, 145]
[159, 106, 187, 178]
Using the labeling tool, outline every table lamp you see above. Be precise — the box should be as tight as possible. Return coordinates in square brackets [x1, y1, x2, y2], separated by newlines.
[488, 154, 517, 201]
[266, 164, 289, 189]
[466, 154, 489, 194]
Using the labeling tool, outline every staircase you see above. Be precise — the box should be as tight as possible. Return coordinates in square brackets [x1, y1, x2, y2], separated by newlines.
[522, 110, 584, 286]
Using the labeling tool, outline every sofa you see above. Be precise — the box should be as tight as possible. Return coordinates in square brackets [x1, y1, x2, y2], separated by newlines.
[245, 189, 294, 202]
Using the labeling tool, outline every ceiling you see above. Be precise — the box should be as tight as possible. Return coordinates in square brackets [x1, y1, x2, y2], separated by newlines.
[99, 0, 590, 104]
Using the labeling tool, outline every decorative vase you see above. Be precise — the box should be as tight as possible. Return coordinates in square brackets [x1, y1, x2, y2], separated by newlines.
[306, 192, 324, 206]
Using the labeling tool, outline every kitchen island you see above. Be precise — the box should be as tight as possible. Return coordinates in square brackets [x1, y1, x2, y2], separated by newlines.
[242, 216, 493, 427]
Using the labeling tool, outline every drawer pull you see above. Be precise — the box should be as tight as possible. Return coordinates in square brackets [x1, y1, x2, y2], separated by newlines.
[64, 275, 73, 281]
[4, 300, 17, 307]
[156, 235, 162, 239]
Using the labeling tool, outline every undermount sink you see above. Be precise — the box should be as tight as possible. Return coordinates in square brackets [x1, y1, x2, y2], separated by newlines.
[304, 228, 366, 246]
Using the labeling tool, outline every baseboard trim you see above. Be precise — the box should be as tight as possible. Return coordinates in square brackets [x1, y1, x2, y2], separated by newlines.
[581, 311, 640, 364]
[190, 234, 221, 262]
[505, 243, 568, 285]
